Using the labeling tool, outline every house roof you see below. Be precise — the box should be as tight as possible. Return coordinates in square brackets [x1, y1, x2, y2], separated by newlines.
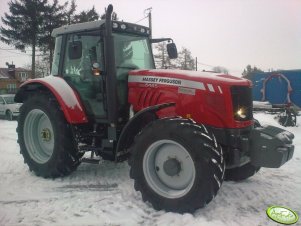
[0, 67, 31, 79]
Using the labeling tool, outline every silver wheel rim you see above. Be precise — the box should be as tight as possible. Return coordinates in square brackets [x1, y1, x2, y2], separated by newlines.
[143, 139, 196, 199]
[24, 109, 54, 164]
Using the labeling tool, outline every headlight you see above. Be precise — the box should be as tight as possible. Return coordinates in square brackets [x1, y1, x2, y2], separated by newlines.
[231, 86, 253, 121]
[236, 108, 246, 119]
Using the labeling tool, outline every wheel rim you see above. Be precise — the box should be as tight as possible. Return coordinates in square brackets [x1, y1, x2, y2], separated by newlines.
[143, 139, 196, 199]
[24, 109, 54, 164]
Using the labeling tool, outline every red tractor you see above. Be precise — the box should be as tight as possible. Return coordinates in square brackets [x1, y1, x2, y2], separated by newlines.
[15, 5, 294, 213]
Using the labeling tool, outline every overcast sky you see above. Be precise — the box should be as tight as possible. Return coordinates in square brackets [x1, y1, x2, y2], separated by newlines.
[0, 0, 300, 76]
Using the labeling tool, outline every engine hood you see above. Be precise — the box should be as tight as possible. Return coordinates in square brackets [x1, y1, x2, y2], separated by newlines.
[129, 69, 251, 87]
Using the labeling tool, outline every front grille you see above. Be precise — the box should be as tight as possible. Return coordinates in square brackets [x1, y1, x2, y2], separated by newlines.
[231, 86, 253, 121]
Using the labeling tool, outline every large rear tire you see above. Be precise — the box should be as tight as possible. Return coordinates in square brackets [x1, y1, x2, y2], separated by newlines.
[129, 118, 225, 213]
[17, 93, 81, 178]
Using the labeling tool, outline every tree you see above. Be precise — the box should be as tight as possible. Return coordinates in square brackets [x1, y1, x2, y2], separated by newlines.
[39, 0, 66, 71]
[175, 47, 195, 70]
[153, 42, 173, 69]
[1, 0, 48, 78]
[65, 0, 76, 25]
[212, 66, 228, 74]
[73, 6, 99, 23]
[242, 65, 263, 80]
[24, 58, 50, 78]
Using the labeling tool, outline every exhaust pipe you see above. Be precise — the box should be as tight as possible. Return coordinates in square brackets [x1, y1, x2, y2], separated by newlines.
[104, 4, 118, 125]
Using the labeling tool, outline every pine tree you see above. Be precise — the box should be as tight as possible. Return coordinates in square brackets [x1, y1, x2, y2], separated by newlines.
[176, 47, 195, 70]
[242, 65, 263, 80]
[73, 6, 99, 23]
[39, 0, 66, 71]
[1, 0, 48, 78]
[66, 0, 76, 25]
[153, 42, 173, 69]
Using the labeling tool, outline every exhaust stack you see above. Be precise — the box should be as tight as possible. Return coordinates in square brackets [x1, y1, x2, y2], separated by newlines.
[104, 4, 118, 125]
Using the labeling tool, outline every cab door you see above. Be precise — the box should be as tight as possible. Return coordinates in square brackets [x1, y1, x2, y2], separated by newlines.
[61, 31, 107, 119]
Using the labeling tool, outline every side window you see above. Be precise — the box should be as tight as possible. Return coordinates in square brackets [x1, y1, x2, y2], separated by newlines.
[131, 39, 152, 69]
[0, 97, 4, 104]
[62, 32, 103, 82]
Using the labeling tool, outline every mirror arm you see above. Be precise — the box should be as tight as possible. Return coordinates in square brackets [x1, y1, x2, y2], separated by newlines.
[150, 38, 174, 44]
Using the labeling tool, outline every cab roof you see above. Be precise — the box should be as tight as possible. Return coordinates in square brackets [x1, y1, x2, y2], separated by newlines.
[52, 20, 105, 37]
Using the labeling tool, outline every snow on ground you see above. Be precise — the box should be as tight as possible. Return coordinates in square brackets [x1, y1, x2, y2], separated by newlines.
[0, 113, 300, 226]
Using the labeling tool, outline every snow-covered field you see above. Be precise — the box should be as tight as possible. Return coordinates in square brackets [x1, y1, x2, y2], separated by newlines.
[0, 113, 300, 226]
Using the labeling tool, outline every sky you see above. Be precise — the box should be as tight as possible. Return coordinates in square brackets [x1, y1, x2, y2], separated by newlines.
[0, 0, 300, 76]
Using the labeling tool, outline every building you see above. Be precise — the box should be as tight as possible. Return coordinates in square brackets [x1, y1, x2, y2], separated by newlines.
[0, 63, 32, 94]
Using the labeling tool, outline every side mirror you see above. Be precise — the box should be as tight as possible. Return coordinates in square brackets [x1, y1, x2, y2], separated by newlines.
[68, 41, 82, 60]
[167, 42, 178, 59]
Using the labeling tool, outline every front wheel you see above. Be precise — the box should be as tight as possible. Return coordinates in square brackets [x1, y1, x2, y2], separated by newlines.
[17, 93, 81, 178]
[129, 118, 225, 213]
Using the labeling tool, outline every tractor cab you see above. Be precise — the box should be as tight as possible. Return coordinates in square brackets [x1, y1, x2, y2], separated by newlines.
[51, 20, 156, 122]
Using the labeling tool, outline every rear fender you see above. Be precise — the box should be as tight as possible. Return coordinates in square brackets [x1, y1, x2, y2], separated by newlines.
[15, 76, 88, 124]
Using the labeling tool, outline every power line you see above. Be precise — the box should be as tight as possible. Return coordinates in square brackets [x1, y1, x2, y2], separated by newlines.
[0, 55, 28, 58]
[135, 15, 148, 24]
[197, 61, 215, 68]
[0, 48, 46, 57]
[0, 49, 28, 55]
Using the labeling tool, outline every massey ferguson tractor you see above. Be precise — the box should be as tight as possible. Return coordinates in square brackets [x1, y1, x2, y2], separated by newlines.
[15, 5, 294, 213]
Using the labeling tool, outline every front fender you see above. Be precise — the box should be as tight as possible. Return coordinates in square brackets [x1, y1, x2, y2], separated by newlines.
[115, 102, 175, 161]
[15, 76, 88, 124]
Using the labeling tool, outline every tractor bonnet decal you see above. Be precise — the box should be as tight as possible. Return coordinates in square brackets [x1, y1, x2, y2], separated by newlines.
[128, 75, 206, 90]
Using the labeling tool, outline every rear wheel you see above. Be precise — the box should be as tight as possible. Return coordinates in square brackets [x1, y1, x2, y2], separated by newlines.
[129, 118, 225, 213]
[17, 93, 81, 178]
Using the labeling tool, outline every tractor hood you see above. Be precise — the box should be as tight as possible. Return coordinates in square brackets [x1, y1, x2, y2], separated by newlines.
[128, 69, 253, 129]
[128, 69, 251, 89]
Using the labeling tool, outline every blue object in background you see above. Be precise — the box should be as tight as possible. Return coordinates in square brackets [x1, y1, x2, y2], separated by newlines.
[251, 70, 301, 107]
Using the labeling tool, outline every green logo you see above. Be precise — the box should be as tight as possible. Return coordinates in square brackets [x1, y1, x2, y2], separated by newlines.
[266, 206, 299, 225]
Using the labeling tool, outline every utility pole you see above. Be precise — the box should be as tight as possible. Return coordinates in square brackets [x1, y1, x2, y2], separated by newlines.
[145, 7, 152, 39]
[196, 57, 198, 71]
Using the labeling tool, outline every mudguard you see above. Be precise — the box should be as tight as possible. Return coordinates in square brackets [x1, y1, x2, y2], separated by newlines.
[15, 76, 88, 124]
[115, 102, 175, 161]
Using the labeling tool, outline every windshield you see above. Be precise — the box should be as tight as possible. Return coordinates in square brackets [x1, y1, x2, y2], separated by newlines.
[3, 96, 15, 104]
[113, 33, 155, 70]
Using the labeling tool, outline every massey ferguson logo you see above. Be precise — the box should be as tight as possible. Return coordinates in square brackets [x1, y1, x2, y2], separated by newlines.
[128, 75, 207, 91]
[142, 77, 182, 85]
